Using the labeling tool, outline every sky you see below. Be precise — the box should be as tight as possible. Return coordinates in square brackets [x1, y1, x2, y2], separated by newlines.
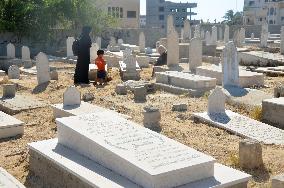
[140, 0, 244, 22]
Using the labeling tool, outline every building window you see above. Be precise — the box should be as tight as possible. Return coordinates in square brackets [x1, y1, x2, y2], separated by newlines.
[161, 25, 164, 28]
[127, 11, 136, 18]
[182, 9, 186, 12]
[259, 18, 262, 22]
[159, 15, 164, 20]
[120, 8, 123, 18]
[170, 9, 176, 12]
[249, 1, 255, 6]
[159, 7, 164, 12]
[269, 20, 273, 24]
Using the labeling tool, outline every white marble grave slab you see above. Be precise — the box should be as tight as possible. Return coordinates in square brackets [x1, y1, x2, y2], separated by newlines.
[29, 139, 250, 188]
[56, 111, 216, 188]
[119, 61, 141, 72]
[0, 167, 25, 188]
[193, 110, 284, 145]
[0, 111, 24, 139]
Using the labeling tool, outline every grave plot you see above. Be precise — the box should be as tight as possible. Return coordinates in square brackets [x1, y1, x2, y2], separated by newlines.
[29, 110, 251, 188]
[239, 51, 284, 67]
[0, 111, 24, 139]
[193, 87, 284, 145]
[119, 49, 141, 81]
[263, 97, 284, 129]
[155, 71, 216, 97]
[0, 167, 26, 188]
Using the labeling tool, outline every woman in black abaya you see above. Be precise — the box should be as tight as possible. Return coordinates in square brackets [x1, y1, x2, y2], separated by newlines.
[74, 26, 92, 84]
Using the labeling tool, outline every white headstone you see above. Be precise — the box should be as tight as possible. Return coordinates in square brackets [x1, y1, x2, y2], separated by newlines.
[139, 32, 145, 53]
[218, 27, 223, 41]
[281, 26, 284, 55]
[261, 22, 268, 48]
[123, 49, 136, 71]
[167, 15, 174, 36]
[21, 46, 30, 61]
[211, 26, 217, 45]
[8, 65, 20, 79]
[194, 25, 201, 38]
[233, 30, 242, 47]
[207, 87, 226, 115]
[67, 37, 75, 57]
[251, 33, 255, 40]
[90, 43, 99, 62]
[96, 37, 102, 49]
[63, 86, 81, 106]
[110, 37, 116, 46]
[205, 31, 211, 45]
[222, 42, 239, 87]
[183, 19, 191, 40]
[240, 28, 246, 44]
[7, 43, 15, 58]
[181, 28, 184, 39]
[224, 25, 229, 43]
[189, 38, 202, 72]
[201, 30, 205, 39]
[118, 39, 124, 45]
[36, 52, 50, 85]
[167, 28, 179, 67]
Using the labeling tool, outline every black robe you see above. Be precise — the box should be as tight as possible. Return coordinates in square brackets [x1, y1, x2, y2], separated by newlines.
[155, 52, 167, 66]
[74, 35, 92, 84]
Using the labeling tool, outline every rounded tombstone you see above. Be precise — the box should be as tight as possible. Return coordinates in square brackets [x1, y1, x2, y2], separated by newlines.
[8, 65, 20, 79]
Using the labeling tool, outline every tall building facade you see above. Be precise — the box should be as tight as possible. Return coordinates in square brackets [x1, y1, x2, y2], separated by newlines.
[243, 0, 284, 25]
[98, 0, 140, 28]
[146, 0, 198, 29]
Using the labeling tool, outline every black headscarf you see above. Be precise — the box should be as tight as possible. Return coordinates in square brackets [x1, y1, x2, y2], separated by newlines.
[81, 26, 92, 36]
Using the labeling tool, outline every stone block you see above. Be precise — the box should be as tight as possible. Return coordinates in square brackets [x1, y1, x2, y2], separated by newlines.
[2, 84, 16, 98]
[172, 103, 188, 112]
[56, 112, 216, 188]
[23, 60, 33, 69]
[8, 65, 20, 79]
[0, 167, 25, 188]
[63, 87, 81, 106]
[136, 56, 149, 68]
[134, 86, 146, 102]
[239, 139, 263, 169]
[115, 84, 127, 95]
[262, 98, 284, 129]
[0, 111, 24, 139]
[50, 70, 58, 80]
[82, 93, 94, 102]
[143, 106, 161, 131]
[272, 174, 284, 188]
[274, 85, 284, 98]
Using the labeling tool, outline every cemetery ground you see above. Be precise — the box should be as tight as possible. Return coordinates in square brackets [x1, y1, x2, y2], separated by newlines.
[0, 63, 283, 188]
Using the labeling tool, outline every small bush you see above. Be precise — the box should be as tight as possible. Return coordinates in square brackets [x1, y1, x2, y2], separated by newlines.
[228, 153, 240, 168]
[249, 106, 262, 121]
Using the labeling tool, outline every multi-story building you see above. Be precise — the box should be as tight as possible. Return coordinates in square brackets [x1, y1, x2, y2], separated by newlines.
[243, 0, 284, 25]
[146, 0, 198, 29]
[98, 0, 140, 28]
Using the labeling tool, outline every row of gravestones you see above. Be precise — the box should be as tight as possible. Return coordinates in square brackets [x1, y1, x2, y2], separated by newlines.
[6, 43, 31, 61]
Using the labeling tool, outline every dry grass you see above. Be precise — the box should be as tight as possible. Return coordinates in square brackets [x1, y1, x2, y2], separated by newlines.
[249, 106, 263, 121]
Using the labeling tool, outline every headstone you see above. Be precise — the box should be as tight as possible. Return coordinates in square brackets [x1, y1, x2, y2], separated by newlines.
[66, 37, 75, 57]
[207, 87, 226, 115]
[211, 26, 217, 45]
[167, 28, 179, 67]
[118, 39, 124, 46]
[7, 43, 15, 58]
[50, 70, 58, 80]
[36, 52, 50, 85]
[224, 25, 229, 43]
[90, 43, 99, 62]
[124, 49, 136, 71]
[96, 37, 102, 49]
[2, 84, 16, 98]
[139, 32, 145, 53]
[200, 30, 205, 39]
[218, 27, 223, 41]
[272, 174, 284, 188]
[22, 46, 30, 61]
[233, 30, 242, 47]
[82, 93, 94, 102]
[183, 19, 191, 40]
[167, 15, 174, 36]
[110, 37, 116, 46]
[239, 139, 263, 169]
[261, 22, 268, 48]
[205, 31, 211, 45]
[194, 25, 201, 38]
[189, 37, 202, 72]
[281, 26, 284, 54]
[143, 106, 161, 131]
[180, 28, 184, 39]
[8, 65, 20, 79]
[251, 33, 255, 40]
[115, 84, 127, 95]
[239, 28, 246, 44]
[222, 42, 239, 87]
[63, 86, 81, 106]
[134, 86, 146, 102]
[274, 85, 284, 98]
[172, 103, 187, 112]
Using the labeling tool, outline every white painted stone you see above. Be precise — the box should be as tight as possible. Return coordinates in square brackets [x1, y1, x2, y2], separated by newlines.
[139, 32, 145, 53]
[167, 28, 179, 67]
[7, 43, 15, 58]
[66, 37, 75, 57]
[189, 38, 202, 72]
[211, 26, 217, 45]
[194, 25, 200, 38]
[261, 22, 268, 48]
[0, 167, 25, 188]
[205, 31, 211, 45]
[183, 19, 191, 40]
[28, 139, 251, 188]
[63, 86, 81, 106]
[193, 110, 284, 145]
[21, 46, 30, 61]
[2, 84, 16, 98]
[0, 111, 24, 139]
[56, 111, 216, 188]
[90, 43, 99, 62]
[207, 87, 226, 115]
[96, 37, 102, 49]
[224, 25, 229, 43]
[251, 33, 255, 40]
[281, 26, 284, 55]
[8, 65, 20, 79]
[36, 52, 50, 85]
[222, 42, 239, 87]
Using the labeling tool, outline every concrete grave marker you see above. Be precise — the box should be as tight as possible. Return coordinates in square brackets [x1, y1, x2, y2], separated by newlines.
[224, 25, 229, 43]
[218, 27, 223, 41]
[189, 37, 202, 72]
[63, 86, 81, 106]
[261, 22, 268, 48]
[167, 15, 174, 36]
[183, 19, 191, 40]
[211, 26, 217, 45]
[139, 32, 145, 53]
[66, 37, 75, 57]
[281, 26, 284, 54]
[8, 65, 20, 79]
[251, 33, 255, 40]
[36, 52, 50, 85]
[194, 25, 200, 38]
[90, 43, 99, 62]
[22, 46, 30, 61]
[207, 87, 226, 115]
[205, 31, 211, 45]
[240, 28, 246, 45]
[96, 37, 101, 49]
[7, 43, 15, 58]
[118, 39, 124, 46]
[167, 27, 179, 67]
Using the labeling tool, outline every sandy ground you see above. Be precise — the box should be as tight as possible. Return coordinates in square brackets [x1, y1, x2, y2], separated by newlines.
[0, 63, 283, 188]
